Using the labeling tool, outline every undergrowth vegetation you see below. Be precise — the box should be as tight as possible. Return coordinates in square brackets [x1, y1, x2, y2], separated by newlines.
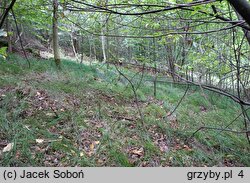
[0, 55, 249, 167]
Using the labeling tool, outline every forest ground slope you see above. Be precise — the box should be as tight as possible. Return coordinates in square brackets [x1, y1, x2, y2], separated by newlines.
[0, 55, 249, 167]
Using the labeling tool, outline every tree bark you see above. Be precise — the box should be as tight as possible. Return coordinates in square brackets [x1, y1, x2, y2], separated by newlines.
[227, 0, 250, 26]
[70, 29, 78, 60]
[52, 0, 61, 69]
[234, 10, 250, 45]
[165, 41, 176, 82]
[100, 0, 108, 63]
[0, 0, 16, 29]
[101, 28, 106, 62]
[6, 17, 12, 52]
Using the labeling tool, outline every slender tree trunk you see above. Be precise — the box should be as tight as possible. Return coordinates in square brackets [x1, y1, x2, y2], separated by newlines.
[6, 17, 12, 52]
[93, 40, 97, 61]
[100, 0, 109, 63]
[191, 69, 194, 82]
[153, 38, 157, 97]
[101, 28, 106, 62]
[80, 35, 84, 64]
[165, 41, 176, 82]
[88, 36, 92, 58]
[52, 0, 61, 68]
[71, 29, 78, 61]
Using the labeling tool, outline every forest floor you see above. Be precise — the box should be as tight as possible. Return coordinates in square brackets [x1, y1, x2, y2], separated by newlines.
[0, 55, 249, 167]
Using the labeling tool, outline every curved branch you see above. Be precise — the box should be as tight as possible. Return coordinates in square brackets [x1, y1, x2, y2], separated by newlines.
[0, 0, 16, 29]
[70, 0, 217, 16]
[168, 85, 190, 117]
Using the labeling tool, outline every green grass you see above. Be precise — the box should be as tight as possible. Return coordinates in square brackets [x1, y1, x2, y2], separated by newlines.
[0, 54, 249, 167]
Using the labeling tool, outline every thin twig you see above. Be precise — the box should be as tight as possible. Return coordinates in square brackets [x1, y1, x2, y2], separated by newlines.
[168, 84, 189, 117]
[189, 126, 250, 140]
[114, 65, 144, 126]
[11, 8, 30, 68]
[135, 63, 145, 91]
[217, 107, 250, 135]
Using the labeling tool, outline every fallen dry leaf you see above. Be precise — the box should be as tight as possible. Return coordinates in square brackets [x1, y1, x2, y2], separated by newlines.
[80, 152, 84, 157]
[24, 125, 31, 131]
[174, 144, 181, 150]
[15, 151, 21, 159]
[36, 91, 41, 96]
[90, 143, 95, 151]
[159, 142, 169, 152]
[131, 147, 144, 156]
[46, 113, 55, 117]
[36, 139, 44, 144]
[70, 150, 76, 155]
[183, 145, 192, 151]
[97, 159, 104, 164]
[3, 143, 14, 152]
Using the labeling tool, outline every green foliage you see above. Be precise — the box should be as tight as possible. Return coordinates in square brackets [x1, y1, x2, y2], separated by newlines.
[0, 47, 7, 60]
[144, 103, 166, 118]
[109, 149, 132, 167]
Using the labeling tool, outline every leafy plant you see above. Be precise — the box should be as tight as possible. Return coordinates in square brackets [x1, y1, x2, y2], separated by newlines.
[0, 47, 7, 60]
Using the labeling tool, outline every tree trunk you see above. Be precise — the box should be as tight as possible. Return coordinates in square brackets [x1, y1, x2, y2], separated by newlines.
[234, 10, 250, 45]
[70, 29, 78, 61]
[0, 0, 16, 29]
[101, 28, 106, 62]
[52, 0, 61, 69]
[227, 0, 250, 26]
[165, 41, 176, 82]
[6, 17, 12, 52]
[100, 0, 109, 63]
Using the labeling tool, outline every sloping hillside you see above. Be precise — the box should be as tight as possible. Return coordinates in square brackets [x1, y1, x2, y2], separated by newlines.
[0, 55, 249, 167]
